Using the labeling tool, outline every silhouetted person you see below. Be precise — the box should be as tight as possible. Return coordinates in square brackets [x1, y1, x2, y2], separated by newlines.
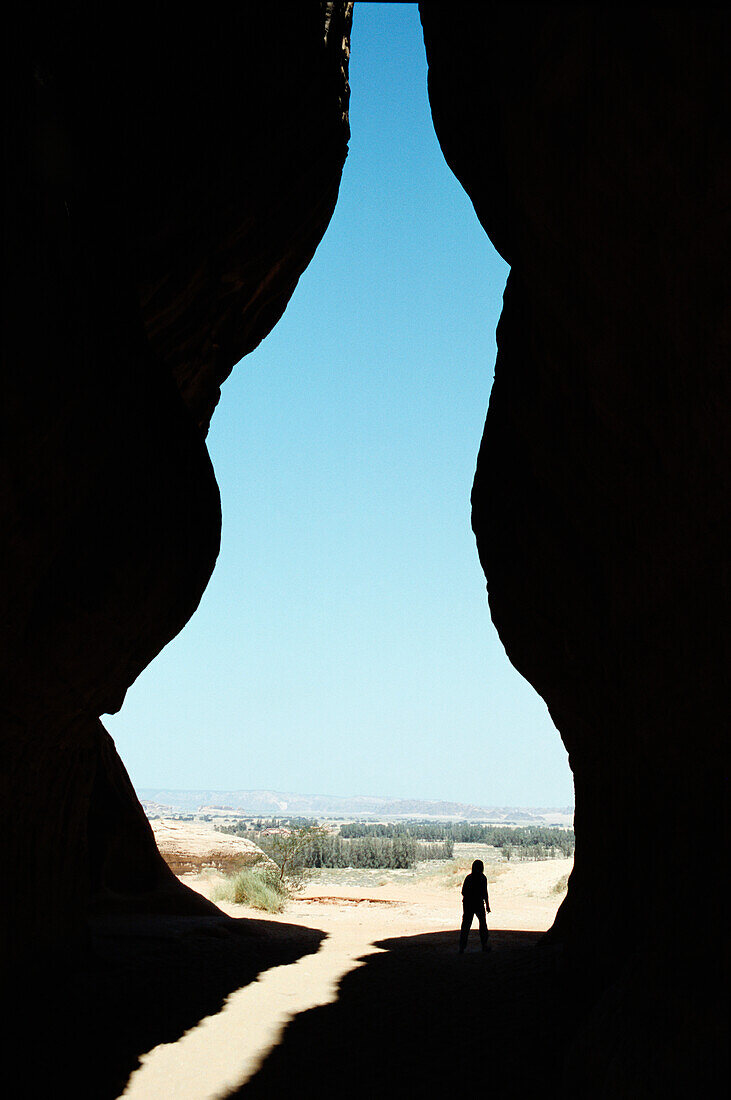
[459, 859, 491, 953]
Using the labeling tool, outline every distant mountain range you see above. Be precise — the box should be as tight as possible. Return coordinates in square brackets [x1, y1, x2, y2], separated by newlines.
[137, 788, 574, 824]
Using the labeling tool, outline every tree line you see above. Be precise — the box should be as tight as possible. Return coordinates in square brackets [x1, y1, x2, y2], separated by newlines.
[300, 834, 454, 869]
[219, 822, 453, 868]
[219, 819, 574, 865]
[339, 821, 575, 859]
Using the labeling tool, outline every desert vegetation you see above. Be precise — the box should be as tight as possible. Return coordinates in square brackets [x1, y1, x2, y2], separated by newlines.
[192, 816, 574, 918]
[340, 821, 575, 859]
[300, 833, 454, 868]
[210, 866, 289, 912]
[217, 819, 574, 867]
[220, 822, 449, 872]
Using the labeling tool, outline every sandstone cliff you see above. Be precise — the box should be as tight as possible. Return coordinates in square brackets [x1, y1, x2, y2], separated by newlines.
[420, 4, 728, 1091]
[2, 1, 352, 952]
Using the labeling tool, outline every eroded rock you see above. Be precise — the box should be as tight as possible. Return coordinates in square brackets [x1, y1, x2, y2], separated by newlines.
[150, 820, 272, 877]
[2, 3, 352, 959]
[420, 3, 729, 1090]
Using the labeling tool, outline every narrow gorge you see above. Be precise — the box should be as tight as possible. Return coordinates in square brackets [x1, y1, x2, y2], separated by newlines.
[2, 5, 727, 1095]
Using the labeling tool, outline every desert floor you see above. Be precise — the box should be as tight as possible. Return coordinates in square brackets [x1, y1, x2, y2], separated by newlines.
[118, 851, 572, 1100]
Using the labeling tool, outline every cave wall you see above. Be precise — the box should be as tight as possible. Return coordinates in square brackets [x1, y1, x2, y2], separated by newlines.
[420, 3, 728, 1089]
[3, 2, 727, 1087]
[2, 3, 352, 957]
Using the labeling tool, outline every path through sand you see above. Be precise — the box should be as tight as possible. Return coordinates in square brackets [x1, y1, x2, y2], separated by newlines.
[120, 858, 572, 1099]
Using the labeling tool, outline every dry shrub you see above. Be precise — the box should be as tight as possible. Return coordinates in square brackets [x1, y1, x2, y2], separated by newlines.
[211, 867, 288, 912]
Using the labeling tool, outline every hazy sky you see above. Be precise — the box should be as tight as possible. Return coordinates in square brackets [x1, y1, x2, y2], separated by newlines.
[105, 3, 574, 808]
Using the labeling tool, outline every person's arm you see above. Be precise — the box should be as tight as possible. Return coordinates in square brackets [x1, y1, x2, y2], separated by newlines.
[484, 876, 491, 913]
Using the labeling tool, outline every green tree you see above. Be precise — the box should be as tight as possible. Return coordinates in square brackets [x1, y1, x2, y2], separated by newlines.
[259, 823, 330, 888]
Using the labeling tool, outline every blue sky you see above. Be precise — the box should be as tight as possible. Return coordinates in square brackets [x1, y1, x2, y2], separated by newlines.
[105, 3, 574, 808]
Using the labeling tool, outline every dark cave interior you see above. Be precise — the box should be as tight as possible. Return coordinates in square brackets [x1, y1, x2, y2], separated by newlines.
[2, 4, 728, 1095]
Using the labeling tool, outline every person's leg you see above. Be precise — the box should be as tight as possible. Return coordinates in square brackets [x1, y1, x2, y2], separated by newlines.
[459, 905, 473, 952]
[477, 906, 490, 951]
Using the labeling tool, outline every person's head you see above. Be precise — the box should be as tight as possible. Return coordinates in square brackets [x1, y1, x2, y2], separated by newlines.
[472, 859, 484, 874]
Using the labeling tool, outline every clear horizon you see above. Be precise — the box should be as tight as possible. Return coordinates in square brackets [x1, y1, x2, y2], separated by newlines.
[105, 4, 575, 808]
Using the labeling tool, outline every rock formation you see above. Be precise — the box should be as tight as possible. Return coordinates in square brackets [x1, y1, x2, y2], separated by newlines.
[2, 3, 352, 956]
[2, 2, 727, 1091]
[149, 820, 272, 878]
[420, 3, 728, 1091]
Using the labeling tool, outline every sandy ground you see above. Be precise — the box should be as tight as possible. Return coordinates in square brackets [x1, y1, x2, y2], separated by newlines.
[119, 855, 572, 1100]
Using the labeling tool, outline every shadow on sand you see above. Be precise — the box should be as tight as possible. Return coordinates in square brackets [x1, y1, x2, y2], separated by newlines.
[7, 912, 326, 1100]
[227, 929, 572, 1100]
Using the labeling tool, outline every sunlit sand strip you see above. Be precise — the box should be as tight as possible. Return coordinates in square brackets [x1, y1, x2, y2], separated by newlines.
[120, 933, 384, 1100]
